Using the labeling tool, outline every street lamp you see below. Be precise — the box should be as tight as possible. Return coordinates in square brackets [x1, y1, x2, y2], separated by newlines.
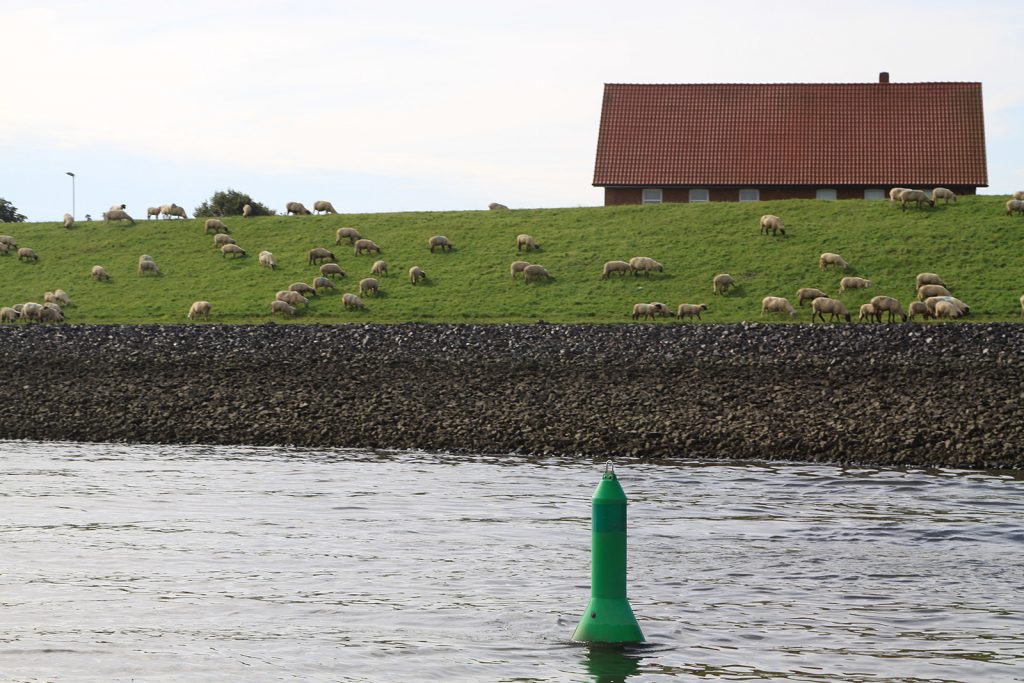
[66, 171, 75, 218]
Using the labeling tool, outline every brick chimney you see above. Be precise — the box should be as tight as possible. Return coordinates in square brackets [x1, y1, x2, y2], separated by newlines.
[879, 71, 890, 83]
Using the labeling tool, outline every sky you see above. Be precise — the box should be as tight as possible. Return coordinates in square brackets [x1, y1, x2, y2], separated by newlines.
[2, 0, 1023, 221]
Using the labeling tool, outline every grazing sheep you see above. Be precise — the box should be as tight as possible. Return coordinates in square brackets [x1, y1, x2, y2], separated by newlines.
[601, 260, 631, 279]
[631, 302, 672, 320]
[900, 189, 934, 210]
[103, 209, 135, 224]
[917, 284, 952, 300]
[488, 202, 509, 211]
[271, 300, 297, 316]
[811, 297, 851, 322]
[289, 282, 317, 297]
[161, 204, 187, 219]
[429, 235, 453, 252]
[819, 252, 849, 271]
[761, 296, 797, 319]
[63, 213, 75, 229]
[213, 233, 236, 247]
[858, 303, 879, 323]
[313, 276, 335, 293]
[676, 303, 708, 320]
[838, 276, 871, 293]
[21, 303, 43, 323]
[915, 272, 945, 289]
[335, 227, 362, 245]
[516, 234, 540, 252]
[313, 200, 337, 214]
[1, 306, 19, 323]
[258, 251, 277, 269]
[307, 247, 336, 265]
[320, 263, 346, 279]
[934, 300, 963, 320]
[359, 277, 380, 296]
[0, 235, 16, 248]
[39, 304, 64, 324]
[91, 265, 110, 281]
[628, 256, 663, 277]
[409, 265, 426, 285]
[353, 239, 381, 256]
[17, 247, 38, 262]
[205, 218, 228, 234]
[713, 273, 735, 295]
[221, 244, 246, 258]
[242, 203, 252, 218]
[522, 264, 551, 283]
[870, 295, 908, 322]
[1006, 199, 1024, 216]
[342, 293, 364, 310]
[759, 214, 785, 237]
[188, 301, 211, 321]
[907, 301, 931, 321]
[139, 254, 154, 264]
[889, 187, 911, 202]
[510, 260, 530, 279]
[286, 201, 311, 215]
[147, 207, 160, 219]
[796, 287, 828, 306]
[276, 290, 309, 307]
[932, 187, 957, 204]
[924, 296, 969, 318]
[371, 260, 388, 277]
[138, 259, 161, 276]
[46, 289, 72, 307]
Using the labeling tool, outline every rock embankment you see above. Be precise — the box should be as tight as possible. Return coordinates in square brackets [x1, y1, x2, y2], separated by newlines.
[0, 323, 1021, 469]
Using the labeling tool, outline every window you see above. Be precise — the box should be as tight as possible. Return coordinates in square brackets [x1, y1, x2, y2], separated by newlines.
[864, 189, 886, 200]
[688, 189, 710, 202]
[739, 189, 759, 202]
[816, 189, 838, 200]
[641, 188, 663, 204]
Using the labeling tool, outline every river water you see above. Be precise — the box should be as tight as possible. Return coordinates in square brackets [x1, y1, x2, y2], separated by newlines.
[0, 441, 1021, 682]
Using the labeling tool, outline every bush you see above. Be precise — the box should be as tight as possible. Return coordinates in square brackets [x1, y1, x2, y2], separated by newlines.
[193, 189, 276, 218]
[0, 198, 27, 223]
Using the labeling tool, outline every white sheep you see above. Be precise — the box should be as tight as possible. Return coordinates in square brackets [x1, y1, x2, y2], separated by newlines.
[342, 293, 364, 310]
[759, 214, 785, 236]
[1014, 191, 1024, 201]
[900, 189, 934, 210]
[242, 203, 252, 218]
[139, 254, 154, 264]
[91, 265, 110, 281]
[858, 303, 879, 323]
[0, 307, 19, 323]
[488, 202, 509, 210]
[103, 209, 135, 224]
[924, 296, 969, 318]
[629, 256, 663, 277]
[205, 218, 228, 234]
[631, 302, 672, 320]
[761, 296, 797, 319]
[516, 234, 540, 252]
[221, 244, 246, 258]
[286, 201, 311, 215]
[359, 277, 379, 296]
[320, 263, 346, 279]
[188, 301, 211, 321]
[354, 239, 381, 256]
[276, 290, 309, 307]
[429, 235, 453, 252]
[1006, 199, 1024, 216]
[371, 260, 388, 277]
[271, 300, 297, 316]
[522, 264, 551, 283]
[48, 289, 72, 307]
[819, 253, 849, 271]
[109, 204, 126, 212]
[601, 260, 631, 279]
[796, 287, 827, 306]
[308, 247, 335, 264]
[39, 304, 63, 324]
[335, 227, 362, 245]
[915, 272, 945, 289]
[313, 276, 335, 293]
[907, 301, 931, 321]
[869, 295, 907, 322]
[289, 282, 317, 298]
[147, 207, 161, 219]
[258, 251, 277, 269]
[838, 276, 871, 293]
[213, 233, 236, 247]
[160, 204, 187, 219]
[917, 284, 952, 300]
[889, 187, 911, 202]
[713, 273, 735, 295]
[510, 260, 530, 279]
[63, 213, 75, 229]
[138, 259, 161, 276]
[676, 303, 708, 320]
[21, 302, 43, 323]
[0, 235, 17, 248]
[932, 187, 957, 204]
[811, 297, 851, 322]
[313, 200, 337, 214]
[17, 247, 38, 262]
[409, 265, 426, 285]
[934, 300, 963, 320]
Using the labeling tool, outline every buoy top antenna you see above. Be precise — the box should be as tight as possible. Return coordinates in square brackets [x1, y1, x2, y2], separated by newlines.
[603, 460, 616, 479]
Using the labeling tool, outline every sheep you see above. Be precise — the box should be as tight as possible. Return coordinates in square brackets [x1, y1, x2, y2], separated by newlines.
[676, 303, 708, 320]
[91, 265, 110, 281]
[796, 287, 827, 306]
[138, 259, 161, 276]
[320, 263, 346, 279]
[934, 300, 963, 320]
[924, 296, 969, 318]
[759, 214, 785, 236]
[838, 276, 871, 293]
[188, 301, 211, 321]
[1014, 191, 1024, 201]
[713, 273, 735, 295]
[429, 235, 453, 252]
[39, 304, 64, 324]
[147, 207, 160, 219]
[907, 301, 931, 321]
[109, 203, 127, 211]
[932, 187, 957, 204]
[335, 227, 362, 245]
[271, 300, 297, 316]
[917, 284, 952, 300]
[628, 256, 663, 277]
[307, 247, 336, 265]
[601, 260, 631, 279]
[761, 296, 797, 319]
[409, 265, 426, 285]
[342, 293, 364, 310]
[819, 253, 849, 271]
[139, 254, 154, 264]
[0, 235, 16, 248]
[162, 204, 188, 219]
[17, 247, 38, 262]
[21, 302, 43, 323]
[0, 307, 18, 323]
[242, 203, 252, 218]
[858, 303, 879, 323]
[0, 242, 9, 255]
[289, 282, 317, 297]
[354, 239, 381, 256]
[510, 260, 530, 279]
[63, 213, 75, 229]
[889, 187, 911, 202]
[286, 201, 311, 215]
[1020, 293, 1024, 320]
[313, 200, 337, 214]
[213, 233, 236, 247]
[359, 277, 380, 296]
[1006, 199, 1024, 216]
[516, 234, 540, 252]
[103, 209, 135, 224]
[221, 244, 246, 258]
[371, 260, 388, 277]
[46, 289, 72, 307]
[915, 273, 945, 289]
[276, 290, 309, 307]
[522, 264, 551, 283]
[631, 302, 672, 320]
[488, 202, 509, 211]
[313, 276, 335, 293]
[870, 295, 908, 322]
[205, 218, 228, 234]
[900, 189, 934, 210]
[258, 251, 276, 269]
[811, 297, 851, 322]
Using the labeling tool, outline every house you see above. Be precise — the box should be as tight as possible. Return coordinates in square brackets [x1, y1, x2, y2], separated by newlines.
[592, 73, 988, 205]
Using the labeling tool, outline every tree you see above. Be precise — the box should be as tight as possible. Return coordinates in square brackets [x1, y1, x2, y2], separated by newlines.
[193, 189, 276, 218]
[0, 198, 27, 223]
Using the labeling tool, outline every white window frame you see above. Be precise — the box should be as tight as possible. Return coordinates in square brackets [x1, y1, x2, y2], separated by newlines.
[864, 188, 886, 200]
[688, 188, 710, 203]
[738, 188, 760, 202]
[816, 188, 838, 201]
[641, 188, 663, 204]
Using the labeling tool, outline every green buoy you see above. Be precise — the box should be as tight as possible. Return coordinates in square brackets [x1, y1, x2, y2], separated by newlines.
[572, 462, 645, 644]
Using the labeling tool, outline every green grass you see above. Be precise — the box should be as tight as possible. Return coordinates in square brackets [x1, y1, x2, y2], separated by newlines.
[2, 196, 1023, 324]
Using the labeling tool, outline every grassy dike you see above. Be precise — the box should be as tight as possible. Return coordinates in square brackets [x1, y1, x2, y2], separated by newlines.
[2, 196, 1022, 324]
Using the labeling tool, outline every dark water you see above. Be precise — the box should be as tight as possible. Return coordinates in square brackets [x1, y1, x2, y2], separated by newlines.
[1, 441, 1022, 682]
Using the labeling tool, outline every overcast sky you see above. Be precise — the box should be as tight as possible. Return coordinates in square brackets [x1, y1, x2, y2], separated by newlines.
[2, 0, 1022, 221]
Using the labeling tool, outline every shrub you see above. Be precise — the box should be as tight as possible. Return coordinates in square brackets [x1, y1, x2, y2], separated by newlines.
[193, 189, 276, 218]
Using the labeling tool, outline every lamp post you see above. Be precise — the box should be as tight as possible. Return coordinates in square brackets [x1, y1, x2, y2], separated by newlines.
[66, 171, 75, 218]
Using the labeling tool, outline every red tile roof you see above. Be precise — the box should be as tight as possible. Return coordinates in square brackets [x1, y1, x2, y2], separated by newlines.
[593, 82, 988, 187]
